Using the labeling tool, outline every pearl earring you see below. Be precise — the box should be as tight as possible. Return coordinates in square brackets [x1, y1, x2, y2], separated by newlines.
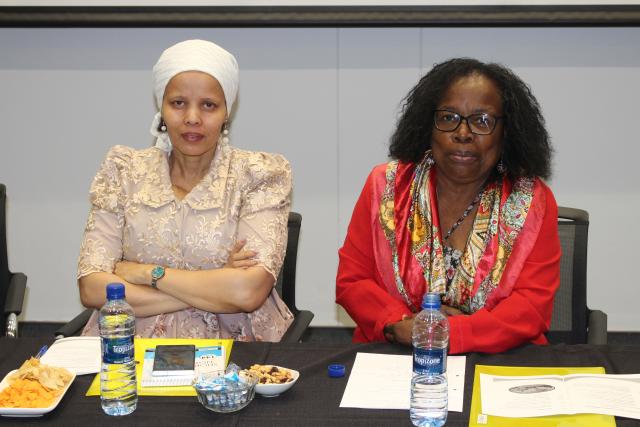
[160, 120, 167, 132]
[222, 122, 230, 144]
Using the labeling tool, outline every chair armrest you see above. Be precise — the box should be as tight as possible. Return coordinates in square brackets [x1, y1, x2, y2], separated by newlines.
[4, 272, 26, 338]
[54, 308, 94, 339]
[4, 272, 26, 315]
[280, 310, 314, 343]
[587, 309, 608, 345]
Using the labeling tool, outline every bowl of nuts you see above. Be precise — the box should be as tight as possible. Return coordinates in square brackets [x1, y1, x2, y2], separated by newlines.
[244, 364, 299, 397]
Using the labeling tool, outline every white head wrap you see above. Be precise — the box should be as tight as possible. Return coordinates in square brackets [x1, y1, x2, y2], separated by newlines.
[150, 39, 239, 152]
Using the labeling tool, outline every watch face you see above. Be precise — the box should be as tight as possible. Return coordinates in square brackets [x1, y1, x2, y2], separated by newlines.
[152, 266, 165, 279]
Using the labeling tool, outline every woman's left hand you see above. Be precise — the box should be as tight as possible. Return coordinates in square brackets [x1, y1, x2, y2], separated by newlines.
[114, 261, 153, 286]
[441, 305, 464, 317]
[225, 240, 258, 269]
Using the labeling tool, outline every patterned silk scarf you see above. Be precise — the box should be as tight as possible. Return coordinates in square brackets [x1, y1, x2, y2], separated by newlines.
[379, 152, 539, 314]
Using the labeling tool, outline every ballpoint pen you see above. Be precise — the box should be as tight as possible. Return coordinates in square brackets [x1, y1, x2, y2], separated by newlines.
[35, 345, 48, 359]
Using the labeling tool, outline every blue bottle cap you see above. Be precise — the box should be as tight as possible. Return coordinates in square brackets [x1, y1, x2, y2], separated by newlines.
[422, 292, 441, 309]
[328, 364, 345, 378]
[106, 283, 125, 300]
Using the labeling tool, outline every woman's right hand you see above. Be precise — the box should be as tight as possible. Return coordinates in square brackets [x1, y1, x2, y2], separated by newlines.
[225, 240, 258, 269]
[387, 306, 463, 345]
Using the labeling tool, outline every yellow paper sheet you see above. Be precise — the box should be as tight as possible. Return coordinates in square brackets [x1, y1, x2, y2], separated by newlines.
[86, 338, 233, 397]
[469, 365, 615, 427]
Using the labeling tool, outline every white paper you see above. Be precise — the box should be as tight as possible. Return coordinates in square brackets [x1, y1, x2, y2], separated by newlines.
[339, 353, 465, 412]
[40, 336, 101, 375]
[480, 373, 640, 419]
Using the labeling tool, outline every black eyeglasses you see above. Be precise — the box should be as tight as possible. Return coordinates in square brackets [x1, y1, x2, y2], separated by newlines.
[433, 109, 504, 135]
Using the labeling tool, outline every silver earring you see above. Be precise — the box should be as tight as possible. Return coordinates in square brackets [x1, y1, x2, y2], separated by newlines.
[425, 150, 435, 167]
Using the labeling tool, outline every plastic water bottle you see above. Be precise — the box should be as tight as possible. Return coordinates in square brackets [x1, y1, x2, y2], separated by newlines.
[410, 293, 449, 427]
[99, 283, 137, 416]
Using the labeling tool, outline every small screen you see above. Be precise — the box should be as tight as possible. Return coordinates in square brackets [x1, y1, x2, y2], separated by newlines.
[152, 345, 195, 372]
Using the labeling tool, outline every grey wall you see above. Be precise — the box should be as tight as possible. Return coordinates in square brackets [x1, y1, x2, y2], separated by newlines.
[1, 27, 639, 330]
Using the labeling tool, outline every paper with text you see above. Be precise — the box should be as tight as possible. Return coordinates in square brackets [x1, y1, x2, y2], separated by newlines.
[480, 373, 640, 419]
[339, 352, 465, 411]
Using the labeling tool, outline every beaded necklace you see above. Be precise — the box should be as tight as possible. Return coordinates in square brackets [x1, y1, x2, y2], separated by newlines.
[441, 188, 484, 242]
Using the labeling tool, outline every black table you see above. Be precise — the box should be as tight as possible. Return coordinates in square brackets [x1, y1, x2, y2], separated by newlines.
[1, 337, 639, 426]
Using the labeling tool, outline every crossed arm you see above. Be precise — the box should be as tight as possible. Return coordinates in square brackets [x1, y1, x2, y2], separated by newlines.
[79, 241, 270, 317]
[79, 147, 292, 319]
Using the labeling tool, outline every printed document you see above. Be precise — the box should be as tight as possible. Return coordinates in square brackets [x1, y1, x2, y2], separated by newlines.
[480, 373, 640, 419]
[339, 352, 465, 411]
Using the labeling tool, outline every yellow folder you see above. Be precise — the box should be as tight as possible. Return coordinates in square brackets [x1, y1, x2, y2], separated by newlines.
[469, 365, 615, 426]
[86, 338, 233, 397]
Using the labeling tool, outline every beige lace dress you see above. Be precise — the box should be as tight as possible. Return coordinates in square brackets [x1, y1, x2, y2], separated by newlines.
[78, 141, 294, 341]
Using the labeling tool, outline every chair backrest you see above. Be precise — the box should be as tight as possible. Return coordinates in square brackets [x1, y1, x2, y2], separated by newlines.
[0, 184, 10, 312]
[548, 206, 589, 344]
[275, 212, 302, 315]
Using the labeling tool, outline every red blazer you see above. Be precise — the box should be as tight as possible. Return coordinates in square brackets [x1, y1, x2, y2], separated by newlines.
[336, 166, 561, 354]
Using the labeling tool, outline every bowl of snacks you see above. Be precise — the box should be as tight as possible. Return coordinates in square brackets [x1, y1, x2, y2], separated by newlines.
[193, 364, 258, 413]
[245, 364, 299, 397]
[0, 357, 75, 417]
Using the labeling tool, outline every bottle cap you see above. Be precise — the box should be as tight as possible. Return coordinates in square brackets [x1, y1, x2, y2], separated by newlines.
[422, 292, 441, 309]
[328, 364, 345, 378]
[106, 283, 125, 300]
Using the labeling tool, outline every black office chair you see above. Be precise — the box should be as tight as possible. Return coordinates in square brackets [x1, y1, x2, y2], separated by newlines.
[547, 206, 607, 345]
[1, 184, 27, 338]
[55, 211, 313, 343]
[277, 212, 314, 342]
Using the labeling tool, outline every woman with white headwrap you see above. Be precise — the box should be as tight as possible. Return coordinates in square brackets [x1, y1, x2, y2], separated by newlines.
[77, 40, 294, 341]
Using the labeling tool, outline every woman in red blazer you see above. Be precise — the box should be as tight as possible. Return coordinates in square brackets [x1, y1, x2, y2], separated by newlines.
[336, 58, 560, 354]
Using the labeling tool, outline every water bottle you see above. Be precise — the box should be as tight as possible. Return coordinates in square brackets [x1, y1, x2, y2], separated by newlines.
[99, 283, 137, 416]
[410, 293, 449, 427]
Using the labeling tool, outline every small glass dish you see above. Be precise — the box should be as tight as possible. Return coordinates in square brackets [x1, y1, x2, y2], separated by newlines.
[193, 371, 258, 413]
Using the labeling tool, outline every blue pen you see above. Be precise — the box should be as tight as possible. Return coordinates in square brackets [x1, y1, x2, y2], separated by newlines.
[35, 345, 48, 359]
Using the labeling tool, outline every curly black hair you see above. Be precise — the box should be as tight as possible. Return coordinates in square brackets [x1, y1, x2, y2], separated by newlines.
[389, 58, 552, 180]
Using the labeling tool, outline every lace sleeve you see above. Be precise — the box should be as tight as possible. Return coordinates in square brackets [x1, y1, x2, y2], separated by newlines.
[77, 146, 130, 279]
[237, 152, 292, 280]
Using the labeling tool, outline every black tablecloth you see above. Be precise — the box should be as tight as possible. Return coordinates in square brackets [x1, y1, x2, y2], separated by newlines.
[1, 337, 640, 426]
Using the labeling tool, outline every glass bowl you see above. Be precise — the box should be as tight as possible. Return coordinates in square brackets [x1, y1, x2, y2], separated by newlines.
[193, 371, 258, 413]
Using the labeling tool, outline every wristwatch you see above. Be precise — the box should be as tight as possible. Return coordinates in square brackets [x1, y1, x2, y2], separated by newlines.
[150, 266, 165, 289]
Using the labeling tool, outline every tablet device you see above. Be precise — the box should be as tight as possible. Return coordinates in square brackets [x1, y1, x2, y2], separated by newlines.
[151, 345, 196, 377]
